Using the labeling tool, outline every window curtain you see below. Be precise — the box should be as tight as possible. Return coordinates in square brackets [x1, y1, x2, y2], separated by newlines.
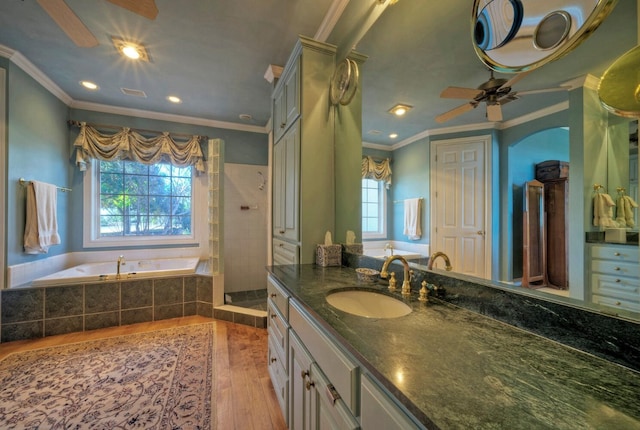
[362, 156, 392, 188]
[73, 122, 205, 174]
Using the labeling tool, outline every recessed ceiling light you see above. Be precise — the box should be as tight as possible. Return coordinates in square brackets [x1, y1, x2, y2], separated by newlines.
[112, 37, 149, 62]
[388, 103, 413, 117]
[167, 96, 182, 104]
[367, 130, 382, 135]
[389, 133, 398, 139]
[80, 80, 99, 90]
[239, 114, 252, 121]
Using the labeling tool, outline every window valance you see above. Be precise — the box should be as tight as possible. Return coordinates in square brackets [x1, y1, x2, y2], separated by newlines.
[362, 156, 392, 188]
[73, 122, 205, 174]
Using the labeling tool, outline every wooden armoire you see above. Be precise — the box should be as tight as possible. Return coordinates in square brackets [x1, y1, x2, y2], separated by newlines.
[536, 160, 569, 289]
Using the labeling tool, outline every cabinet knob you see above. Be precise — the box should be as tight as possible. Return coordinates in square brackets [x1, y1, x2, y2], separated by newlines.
[270, 293, 277, 298]
[270, 313, 277, 319]
[615, 267, 621, 271]
[271, 357, 277, 363]
[301, 370, 309, 379]
[616, 301, 621, 306]
[280, 122, 286, 129]
[615, 279, 622, 283]
[279, 230, 285, 234]
[305, 380, 315, 391]
[614, 252, 621, 256]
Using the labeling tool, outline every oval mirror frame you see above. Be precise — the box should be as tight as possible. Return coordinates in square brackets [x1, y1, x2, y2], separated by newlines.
[598, 44, 640, 118]
[471, 0, 619, 73]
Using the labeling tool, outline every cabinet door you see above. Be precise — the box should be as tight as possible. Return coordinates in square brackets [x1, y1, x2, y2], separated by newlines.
[272, 122, 300, 241]
[273, 87, 286, 142]
[289, 331, 313, 430]
[310, 363, 360, 430]
[361, 374, 423, 429]
[284, 62, 300, 129]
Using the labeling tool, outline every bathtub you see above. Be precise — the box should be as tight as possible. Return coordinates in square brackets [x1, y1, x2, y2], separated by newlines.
[30, 257, 200, 287]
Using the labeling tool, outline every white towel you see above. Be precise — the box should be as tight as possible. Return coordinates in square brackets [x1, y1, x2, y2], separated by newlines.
[24, 181, 61, 254]
[592, 193, 617, 228]
[403, 198, 422, 240]
[616, 195, 638, 228]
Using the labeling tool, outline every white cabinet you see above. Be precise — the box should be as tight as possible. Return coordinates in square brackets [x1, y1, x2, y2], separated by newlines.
[271, 36, 337, 264]
[289, 331, 313, 430]
[273, 122, 299, 244]
[267, 275, 290, 425]
[590, 244, 640, 312]
[361, 374, 423, 429]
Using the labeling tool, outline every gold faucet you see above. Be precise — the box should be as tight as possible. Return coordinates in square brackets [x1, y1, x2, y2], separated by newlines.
[380, 255, 413, 295]
[427, 251, 453, 271]
[116, 255, 125, 279]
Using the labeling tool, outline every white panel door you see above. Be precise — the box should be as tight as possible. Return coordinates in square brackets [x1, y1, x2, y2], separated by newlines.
[431, 136, 491, 278]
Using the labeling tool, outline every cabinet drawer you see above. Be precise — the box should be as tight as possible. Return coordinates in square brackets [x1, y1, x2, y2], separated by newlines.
[268, 336, 289, 422]
[361, 373, 423, 429]
[290, 301, 359, 415]
[591, 260, 639, 278]
[592, 294, 640, 312]
[310, 362, 359, 430]
[267, 275, 290, 320]
[591, 244, 639, 263]
[591, 274, 640, 299]
[268, 301, 289, 371]
[273, 239, 299, 265]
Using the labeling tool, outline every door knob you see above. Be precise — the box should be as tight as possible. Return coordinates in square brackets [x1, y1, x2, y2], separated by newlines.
[477, 230, 485, 236]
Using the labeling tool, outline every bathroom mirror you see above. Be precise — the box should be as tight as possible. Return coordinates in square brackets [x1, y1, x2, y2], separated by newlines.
[341, 0, 640, 322]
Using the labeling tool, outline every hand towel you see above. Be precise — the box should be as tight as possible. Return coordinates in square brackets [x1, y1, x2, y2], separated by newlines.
[593, 193, 617, 228]
[403, 198, 422, 240]
[24, 181, 61, 254]
[616, 195, 638, 228]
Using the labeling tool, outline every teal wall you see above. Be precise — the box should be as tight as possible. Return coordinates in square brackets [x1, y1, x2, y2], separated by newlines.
[7, 64, 70, 266]
[4, 69, 268, 267]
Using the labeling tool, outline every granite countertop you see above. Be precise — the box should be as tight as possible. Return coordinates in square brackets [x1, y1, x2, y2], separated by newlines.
[267, 264, 640, 430]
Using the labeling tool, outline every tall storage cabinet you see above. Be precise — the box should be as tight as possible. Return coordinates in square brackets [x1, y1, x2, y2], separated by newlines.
[271, 36, 337, 264]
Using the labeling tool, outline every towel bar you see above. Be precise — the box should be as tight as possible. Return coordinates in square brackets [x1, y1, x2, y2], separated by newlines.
[19, 178, 72, 192]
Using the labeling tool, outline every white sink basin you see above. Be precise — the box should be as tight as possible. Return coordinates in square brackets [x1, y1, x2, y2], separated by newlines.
[326, 290, 412, 318]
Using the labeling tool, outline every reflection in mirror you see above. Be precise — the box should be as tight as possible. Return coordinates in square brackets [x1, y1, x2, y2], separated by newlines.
[352, 0, 640, 322]
[522, 180, 546, 288]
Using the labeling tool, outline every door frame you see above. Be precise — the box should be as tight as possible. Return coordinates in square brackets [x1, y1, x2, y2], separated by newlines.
[429, 134, 493, 279]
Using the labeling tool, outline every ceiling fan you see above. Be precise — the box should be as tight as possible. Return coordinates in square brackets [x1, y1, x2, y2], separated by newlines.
[435, 69, 568, 123]
[36, 0, 158, 48]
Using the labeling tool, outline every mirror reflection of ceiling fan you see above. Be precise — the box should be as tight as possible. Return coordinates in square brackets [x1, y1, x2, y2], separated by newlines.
[435, 69, 569, 123]
[36, 0, 158, 48]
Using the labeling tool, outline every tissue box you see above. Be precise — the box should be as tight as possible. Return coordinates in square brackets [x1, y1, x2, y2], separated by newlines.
[342, 244, 363, 255]
[605, 228, 627, 243]
[316, 244, 342, 267]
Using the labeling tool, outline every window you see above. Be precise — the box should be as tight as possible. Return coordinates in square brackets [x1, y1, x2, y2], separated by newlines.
[362, 178, 387, 238]
[84, 159, 200, 247]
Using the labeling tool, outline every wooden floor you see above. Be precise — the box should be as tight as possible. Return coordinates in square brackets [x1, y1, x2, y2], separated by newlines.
[0, 316, 287, 430]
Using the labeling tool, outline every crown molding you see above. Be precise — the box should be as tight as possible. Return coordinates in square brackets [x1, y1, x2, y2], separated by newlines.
[0, 43, 268, 135]
[0, 44, 72, 105]
[315, 0, 351, 42]
[498, 101, 569, 129]
[71, 101, 269, 134]
[362, 141, 393, 151]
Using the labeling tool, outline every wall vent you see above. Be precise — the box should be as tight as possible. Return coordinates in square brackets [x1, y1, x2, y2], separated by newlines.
[120, 88, 147, 97]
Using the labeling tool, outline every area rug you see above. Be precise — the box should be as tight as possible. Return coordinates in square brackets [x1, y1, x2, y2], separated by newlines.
[0, 323, 215, 429]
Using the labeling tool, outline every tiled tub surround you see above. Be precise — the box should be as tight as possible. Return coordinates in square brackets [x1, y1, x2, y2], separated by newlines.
[267, 264, 640, 429]
[0, 275, 215, 342]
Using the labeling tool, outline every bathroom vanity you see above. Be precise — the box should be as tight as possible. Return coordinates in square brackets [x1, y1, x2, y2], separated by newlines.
[266, 264, 640, 429]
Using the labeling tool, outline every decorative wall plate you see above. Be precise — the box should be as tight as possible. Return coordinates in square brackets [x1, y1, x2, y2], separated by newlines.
[330, 58, 352, 105]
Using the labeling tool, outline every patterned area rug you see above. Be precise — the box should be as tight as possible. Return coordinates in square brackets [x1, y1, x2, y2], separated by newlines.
[0, 323, 215, 429]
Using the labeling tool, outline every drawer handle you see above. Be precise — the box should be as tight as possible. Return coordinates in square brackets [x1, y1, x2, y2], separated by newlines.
[305, 380, 315, 391]
[270, 293, 277, 298]
[615, 279, 622, 283]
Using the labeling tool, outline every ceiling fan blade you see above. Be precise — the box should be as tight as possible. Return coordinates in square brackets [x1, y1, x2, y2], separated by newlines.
[37, 0, 98, 47]
[107, 0, 159, 20]
[499, 70, 532, 90]
[435, 102, 476, 123]
[486, 103, 503, 121]
[440, 86, 483, 100]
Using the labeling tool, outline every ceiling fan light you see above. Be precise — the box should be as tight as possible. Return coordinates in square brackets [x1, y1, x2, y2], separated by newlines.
[122, 45, 141, 59]
[389, 104, 412, 116]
